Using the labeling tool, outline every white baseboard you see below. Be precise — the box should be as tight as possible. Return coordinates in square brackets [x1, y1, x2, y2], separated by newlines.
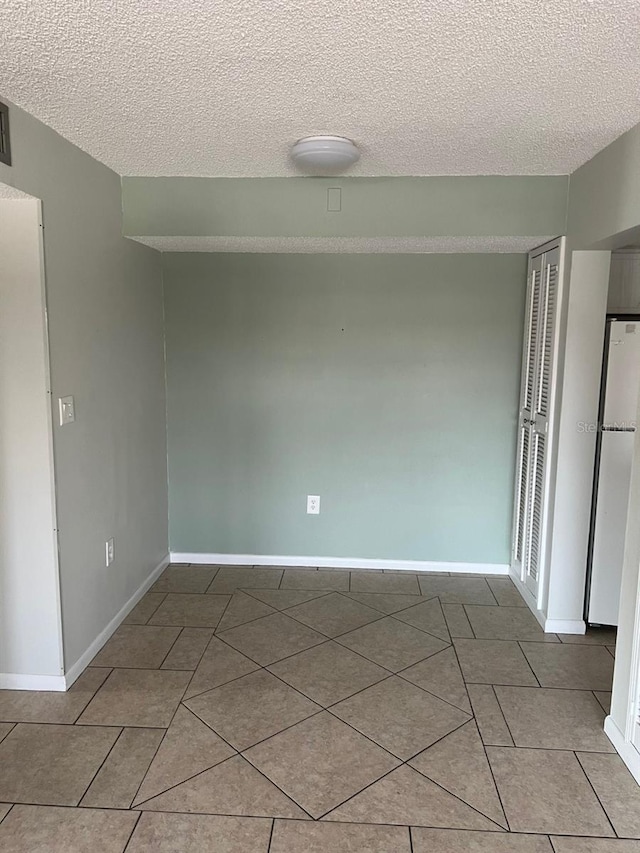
[605, 715, 640, 785]
[63, 554, 170, 690]
[509, 566, 547, 630]
[0, 672, 67, 691]
[170, 552, 510, 575]
[544, 618, 586, 634]
[508, 566, 586, 635]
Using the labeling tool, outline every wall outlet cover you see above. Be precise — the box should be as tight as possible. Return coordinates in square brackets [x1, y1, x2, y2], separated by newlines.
[307, 495, 320, 515]
[105, 538, 115, 567]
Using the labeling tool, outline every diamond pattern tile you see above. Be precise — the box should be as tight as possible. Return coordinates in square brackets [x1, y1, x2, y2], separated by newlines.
[285, 592, 381, 637]
[324, 764, 502, 829]
[268, 640, 388, 706]
[336, 615, 449, 671]
[133, 705, 235, 805]
[392, 597, 450, 641]
[215, 592, 276, 632]
[244, 711, 399, 818]
[184, 636, 259, 700]
[185, 669, 320, 750]
[243, 588, 330, 610]
[218, 611, 326, 665]
[344, 591, 427, 614]
[400, 647, 471, 713]
[487, 746, 614, 836]
[409, 721, 506, 827]
[0, 574, 629, 850]
[331, 675, 470, 759]
[137, 754, 309, 819]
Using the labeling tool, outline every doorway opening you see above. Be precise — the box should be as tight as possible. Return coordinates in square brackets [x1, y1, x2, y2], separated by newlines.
[0, 187, 64, 688]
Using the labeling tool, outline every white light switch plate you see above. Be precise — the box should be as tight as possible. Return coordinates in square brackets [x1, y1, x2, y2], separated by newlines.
[58, 395, 75, 425]
[105, 538, 114, 567]
[307, 495, 320, 515]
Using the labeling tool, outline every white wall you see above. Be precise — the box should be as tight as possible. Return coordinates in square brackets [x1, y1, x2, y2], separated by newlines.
[0, 198, 63, 680]
[0, 98, 168, 678]
[610, 397, 640, 731]
[605, 386, 640, 779]
[544, 251, 610, 629]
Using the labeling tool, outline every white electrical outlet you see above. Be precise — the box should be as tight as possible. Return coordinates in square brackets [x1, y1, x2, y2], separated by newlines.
[307, 495, 320, 515]
[58, 395, 75, 425]
[105, 538, 115, 567]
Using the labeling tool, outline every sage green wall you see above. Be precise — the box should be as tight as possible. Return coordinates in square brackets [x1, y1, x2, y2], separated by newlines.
[0, 99, 168, 673]
[164, 253, 527, 564]
[123, 176, 568, 239]
[568, 120, 640, 248]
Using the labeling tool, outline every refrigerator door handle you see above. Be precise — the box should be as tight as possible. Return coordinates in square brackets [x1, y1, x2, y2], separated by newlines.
[601, 425, 637, 432]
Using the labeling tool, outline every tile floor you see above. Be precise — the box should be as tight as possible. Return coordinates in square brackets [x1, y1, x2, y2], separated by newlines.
[0, 565, 634, 852]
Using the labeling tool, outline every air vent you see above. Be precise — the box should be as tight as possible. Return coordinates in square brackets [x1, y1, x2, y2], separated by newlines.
[0, 102, 11, 166]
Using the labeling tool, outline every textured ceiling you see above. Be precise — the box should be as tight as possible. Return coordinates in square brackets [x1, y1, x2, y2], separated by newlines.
[2, 1, 640, 177]
[130, 235, 552, 253]
[0, 182, 33, 199]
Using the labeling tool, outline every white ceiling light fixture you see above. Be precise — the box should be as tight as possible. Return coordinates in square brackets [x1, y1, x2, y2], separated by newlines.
[291, 135, 360, 172]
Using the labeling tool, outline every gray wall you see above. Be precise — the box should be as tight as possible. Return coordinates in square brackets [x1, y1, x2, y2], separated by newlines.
[568, 120, 640, 248]
[0, 99, 168, 673]
[123, 175, 568, 239]
[164, 253, 527, 565]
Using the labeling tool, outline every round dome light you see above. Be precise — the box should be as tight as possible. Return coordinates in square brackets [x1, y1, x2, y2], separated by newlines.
[291, 135, 360, 172]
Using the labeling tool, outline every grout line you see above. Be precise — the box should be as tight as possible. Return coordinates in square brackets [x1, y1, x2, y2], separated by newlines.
[406, 750, 509, 831]
[131, 751, 239, 810]
[128, 659, 207, 807]
[156, 627, 186, 670]
[471, 714, 511, 831]
[128, 713, 182, 808]
[73, 668, 118, 725]
[242, 589, 333, 609]
[0, 804, 13, 825]
[517, 640, 543, 687]
[313, 762, 403, 821]
[490, 685, 516, 747]
[574, 750, 619, 837]
[212, 592, 239, 633]
[76, 725, 126, 806]
[200, 566, 220, 593]
[462, 605, 477, 639]
[408, 824, 414, 853]
[69, 668, 114, 724]
[133, 733, 316, 823]
[313, 714, 503, 827]
[267, 818, 275, 851]
[448, 641, 475, 716]
[121, 810, 142, 853]
[0, 723, 15, 743]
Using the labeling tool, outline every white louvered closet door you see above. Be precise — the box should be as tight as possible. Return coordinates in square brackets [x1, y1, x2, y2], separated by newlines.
[512, 244, 561, 600]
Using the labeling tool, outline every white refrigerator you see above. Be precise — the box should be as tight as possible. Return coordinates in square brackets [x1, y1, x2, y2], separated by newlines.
[587, 318, 640, 626]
